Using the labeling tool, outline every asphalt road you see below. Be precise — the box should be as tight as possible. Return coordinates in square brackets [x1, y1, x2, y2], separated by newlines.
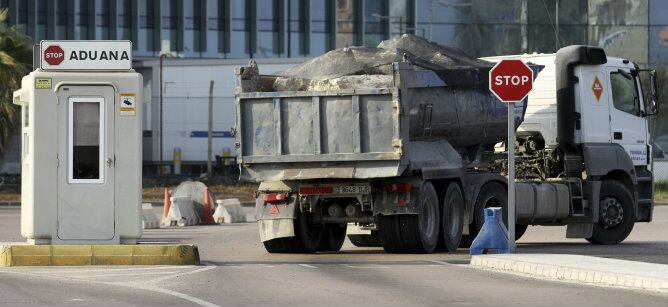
[0, 206, 667, 306]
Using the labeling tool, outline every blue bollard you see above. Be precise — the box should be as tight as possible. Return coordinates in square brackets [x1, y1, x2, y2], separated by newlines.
[470, 207, 509, 255]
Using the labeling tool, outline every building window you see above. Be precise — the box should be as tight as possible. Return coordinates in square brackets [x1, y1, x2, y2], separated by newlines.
[185, 0, 205, 54]
[139, 0, 156, 53]
[364, 0, 387, 46]
[229, 0, 249, 58]
[118, 0, 133, 41]
[216, 0, 231, 54]
[96, 0, 111, 39]
[310, 0, 333, 54]
[336, 0, 361, 48]
[257, 0, 284, 57]
[35, 0, 49, 42]
[161, 0, 180, 53]
[76, 0, 90, 39]
[288, 0, 309, 56]
[56, 0, 68, 39]
[388, 0, 414, 36]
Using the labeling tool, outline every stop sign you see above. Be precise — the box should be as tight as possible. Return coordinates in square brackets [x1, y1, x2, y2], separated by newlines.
[489, 59, 533, 102]
[44, 45, 65, 65]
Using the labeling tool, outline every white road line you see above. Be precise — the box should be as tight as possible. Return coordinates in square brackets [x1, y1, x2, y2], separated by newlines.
[141, 286, 220, 307]
[68, 271, 184, 279]
[429, 260, 451, 266]
[0, 264, 221, 307]
[145, 262, 217, 284]
[343, 265, 390, 269]
[298, 264, 318, 268]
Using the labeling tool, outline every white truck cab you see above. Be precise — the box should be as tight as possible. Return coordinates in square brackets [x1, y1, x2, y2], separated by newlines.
[485, 45, 658, 244]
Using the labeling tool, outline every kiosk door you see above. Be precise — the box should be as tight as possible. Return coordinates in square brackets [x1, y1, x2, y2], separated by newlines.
[57, 85, 116, 241]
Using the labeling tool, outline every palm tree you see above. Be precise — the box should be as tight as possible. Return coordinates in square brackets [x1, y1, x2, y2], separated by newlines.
[0, 8, 32, 161]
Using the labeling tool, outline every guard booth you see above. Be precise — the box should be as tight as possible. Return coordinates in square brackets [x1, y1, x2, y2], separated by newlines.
[13, 41, 142, 244]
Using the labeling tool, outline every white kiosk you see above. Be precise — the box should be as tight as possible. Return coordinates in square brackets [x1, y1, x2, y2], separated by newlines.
[13, 41, 142, 245]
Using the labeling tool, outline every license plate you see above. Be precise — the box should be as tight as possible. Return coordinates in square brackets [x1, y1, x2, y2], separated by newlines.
[334, 185, 371, 194]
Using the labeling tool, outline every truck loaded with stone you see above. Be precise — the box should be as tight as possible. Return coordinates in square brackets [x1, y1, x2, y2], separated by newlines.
[233, 35, 658, 253]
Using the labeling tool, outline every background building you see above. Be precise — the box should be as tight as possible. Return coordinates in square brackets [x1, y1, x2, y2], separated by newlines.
[1, 0, 667, 174]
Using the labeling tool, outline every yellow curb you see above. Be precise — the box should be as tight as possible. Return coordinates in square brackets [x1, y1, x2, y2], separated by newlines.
[0, 244, 200, 266]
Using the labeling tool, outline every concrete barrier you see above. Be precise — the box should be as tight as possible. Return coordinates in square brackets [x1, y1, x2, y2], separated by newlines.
[213, 198, 247, 223]
[163, 196, 199, 227]
[141, 203, 160, 229]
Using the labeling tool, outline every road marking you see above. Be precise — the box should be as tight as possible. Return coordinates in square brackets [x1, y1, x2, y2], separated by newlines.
[343, 264, 390, 269]
[298, 264, 318, 268]
[142, 286, 220, 307]
[429, 260, 451, 266]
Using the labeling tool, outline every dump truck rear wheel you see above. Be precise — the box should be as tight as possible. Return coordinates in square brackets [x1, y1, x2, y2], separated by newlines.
[378, 182, 440, 253]
[262, 207, 322, 253]
[587, 179, 635, 245]
[318, 223, 347, 252]
[441, 183, 464, 252]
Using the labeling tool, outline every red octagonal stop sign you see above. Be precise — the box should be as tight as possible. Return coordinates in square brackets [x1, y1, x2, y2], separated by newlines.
[44, 45, 65, 65]
[489, 59, 533, 103]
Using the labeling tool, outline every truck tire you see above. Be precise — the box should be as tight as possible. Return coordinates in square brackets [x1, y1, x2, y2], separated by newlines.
[460, 181, 528, 248]
[262, 207, 323, 253]
[318, 223, 347, 252]
[348, 231, 381, 247]
[441, 183, 464, 252]
[378, 182, 440, 253]
[587, 180, 635, 245]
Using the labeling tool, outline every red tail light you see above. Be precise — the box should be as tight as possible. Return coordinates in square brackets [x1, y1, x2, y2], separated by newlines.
[263, 193, 287, 203]
[387, 183, 412, 192]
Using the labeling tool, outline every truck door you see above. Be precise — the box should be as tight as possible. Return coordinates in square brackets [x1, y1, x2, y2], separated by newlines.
[57, 85, 116, 241]
[606, 67, 648, 165]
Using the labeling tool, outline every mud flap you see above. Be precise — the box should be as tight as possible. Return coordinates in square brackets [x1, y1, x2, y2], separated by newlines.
[258, 219, 295, 242]
[255, 191, 298, 242]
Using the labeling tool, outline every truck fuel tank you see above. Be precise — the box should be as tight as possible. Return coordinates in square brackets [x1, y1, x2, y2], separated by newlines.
[516, 182, 570, 224]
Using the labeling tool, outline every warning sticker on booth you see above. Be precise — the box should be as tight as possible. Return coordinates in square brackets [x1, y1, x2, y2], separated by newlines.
[35, 78, 52, 89]
[120, 93, 136, 116]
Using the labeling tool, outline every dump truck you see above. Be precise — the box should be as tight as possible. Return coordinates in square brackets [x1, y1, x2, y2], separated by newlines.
[234, 35, 659, 253]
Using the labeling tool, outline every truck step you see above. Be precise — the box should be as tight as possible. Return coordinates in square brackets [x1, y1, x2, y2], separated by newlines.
[638, 198, 653, 205]
[636, 176, 652, 183]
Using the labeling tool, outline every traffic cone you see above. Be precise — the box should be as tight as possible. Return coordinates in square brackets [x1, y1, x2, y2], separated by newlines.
[161, 188, 172, 224]
[202, 187, 215, 224]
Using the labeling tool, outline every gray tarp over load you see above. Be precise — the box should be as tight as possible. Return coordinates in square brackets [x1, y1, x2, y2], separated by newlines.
[235, 34, 533, 181]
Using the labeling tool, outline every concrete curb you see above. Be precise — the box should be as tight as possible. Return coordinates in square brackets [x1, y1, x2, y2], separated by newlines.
[0, 244, 200, 266]
[470, 254, 668, 293]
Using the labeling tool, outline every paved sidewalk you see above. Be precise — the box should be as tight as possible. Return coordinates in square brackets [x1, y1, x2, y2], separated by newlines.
[471, 254, 668, 293]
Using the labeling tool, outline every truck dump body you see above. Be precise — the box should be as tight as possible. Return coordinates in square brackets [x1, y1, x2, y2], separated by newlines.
[235, 35, 533, 182]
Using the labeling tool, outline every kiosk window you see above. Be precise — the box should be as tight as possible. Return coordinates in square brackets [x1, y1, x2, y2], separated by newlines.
[68, 98, 104, 183]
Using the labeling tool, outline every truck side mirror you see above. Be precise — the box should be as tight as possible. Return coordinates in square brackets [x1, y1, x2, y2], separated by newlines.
[639, 69, 659, 117]
[646, 70, 659, 116]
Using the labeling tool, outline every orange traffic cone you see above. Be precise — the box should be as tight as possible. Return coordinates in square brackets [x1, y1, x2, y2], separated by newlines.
[203, 187, 214, 224]
[161, 188, 172, 224]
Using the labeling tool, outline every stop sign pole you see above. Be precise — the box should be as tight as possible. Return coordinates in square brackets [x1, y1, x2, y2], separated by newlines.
[489, 59, 534, 253]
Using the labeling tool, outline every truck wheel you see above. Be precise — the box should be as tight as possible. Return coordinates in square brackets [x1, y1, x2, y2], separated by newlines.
[460, 181, 527, 248]
[263, 238, 291, 253]
[348, 231, 381, 247]
[378, 182, 440, 253]
[441, 183, 464, 252]
[318, 223, 347, 252]
[587, 180, 635, 245]
[262, 207, 322, 253]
